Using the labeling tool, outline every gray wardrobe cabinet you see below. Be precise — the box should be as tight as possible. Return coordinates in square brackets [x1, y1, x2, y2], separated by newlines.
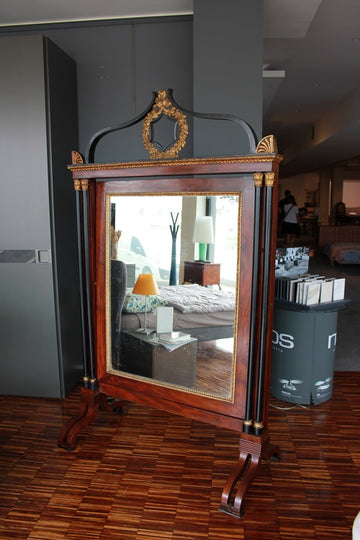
[0, 35, 83, 397]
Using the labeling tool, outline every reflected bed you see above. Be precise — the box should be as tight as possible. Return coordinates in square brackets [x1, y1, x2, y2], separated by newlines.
[324, 242, 360, 265]
[121, 284, 235, 341]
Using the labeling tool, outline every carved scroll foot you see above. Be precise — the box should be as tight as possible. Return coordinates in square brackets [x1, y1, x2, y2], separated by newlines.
[219, 430, 280, 518]
[58, 387, 127, 451]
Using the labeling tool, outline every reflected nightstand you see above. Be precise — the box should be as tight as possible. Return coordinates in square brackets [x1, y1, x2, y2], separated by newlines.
[119, 331, 198, 388]
[183, 261, 221, 289]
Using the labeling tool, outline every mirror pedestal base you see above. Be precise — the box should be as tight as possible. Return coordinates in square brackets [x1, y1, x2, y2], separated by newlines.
[58, 387, 280, 516]
[58, 387, 127, 451]
[219, 430, 280, 518]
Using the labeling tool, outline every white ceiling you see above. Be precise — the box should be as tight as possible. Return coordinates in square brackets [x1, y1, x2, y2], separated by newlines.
[0, 0, 194, 25]
[1, 0, 360, 176]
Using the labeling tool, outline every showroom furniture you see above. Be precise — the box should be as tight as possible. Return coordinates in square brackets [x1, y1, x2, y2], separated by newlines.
[183, 260, 221, 288]
[58, 89, 282, 517]
[120, 331, 197, 387]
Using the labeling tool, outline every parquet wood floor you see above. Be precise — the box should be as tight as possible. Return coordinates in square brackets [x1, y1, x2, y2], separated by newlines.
[1, 371, 360, 539]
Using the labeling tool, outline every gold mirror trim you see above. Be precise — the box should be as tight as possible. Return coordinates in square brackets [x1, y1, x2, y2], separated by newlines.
[69, 154, 282, 173]
[105, 191, 242, 403]
[142, 90, 189, 160]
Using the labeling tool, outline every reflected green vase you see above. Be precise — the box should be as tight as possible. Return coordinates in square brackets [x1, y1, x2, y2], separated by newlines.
[198, 243, 207, 261]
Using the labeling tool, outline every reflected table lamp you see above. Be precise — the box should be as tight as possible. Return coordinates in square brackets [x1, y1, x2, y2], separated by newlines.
[193, 216, 214, 262]
[132, 273, 159, 334]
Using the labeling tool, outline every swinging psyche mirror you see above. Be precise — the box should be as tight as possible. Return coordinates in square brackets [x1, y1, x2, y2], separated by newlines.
[106, 192, 241, 401]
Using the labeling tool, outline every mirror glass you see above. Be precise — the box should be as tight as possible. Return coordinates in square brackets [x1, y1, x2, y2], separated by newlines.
[107, 193, 240, 400]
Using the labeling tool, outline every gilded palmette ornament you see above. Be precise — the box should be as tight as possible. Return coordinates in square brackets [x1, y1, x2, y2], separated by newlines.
[72, 150, 84, 164]
[256, 134, 278, 154]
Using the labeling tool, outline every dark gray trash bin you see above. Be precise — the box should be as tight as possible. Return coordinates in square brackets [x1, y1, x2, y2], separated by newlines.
[271, 299, 347, 405]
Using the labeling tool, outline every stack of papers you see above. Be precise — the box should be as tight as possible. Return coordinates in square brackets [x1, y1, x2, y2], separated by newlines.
[158, 332, 191, 344]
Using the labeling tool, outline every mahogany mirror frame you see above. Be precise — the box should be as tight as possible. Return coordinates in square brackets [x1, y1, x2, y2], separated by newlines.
[58, 90, 283, 517]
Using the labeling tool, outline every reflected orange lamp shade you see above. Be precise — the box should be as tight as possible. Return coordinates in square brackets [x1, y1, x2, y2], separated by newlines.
[132, 273, 159, 333]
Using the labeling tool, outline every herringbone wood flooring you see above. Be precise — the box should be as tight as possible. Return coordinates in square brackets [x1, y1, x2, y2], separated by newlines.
[1, 371, 360, 539]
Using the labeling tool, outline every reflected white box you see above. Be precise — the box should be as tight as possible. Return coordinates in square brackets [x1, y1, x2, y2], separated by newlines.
[156, 306, 174, 334]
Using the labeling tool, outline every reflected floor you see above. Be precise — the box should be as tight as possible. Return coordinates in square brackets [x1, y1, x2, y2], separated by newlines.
[195, 338, 233, 397]
[112, 336, 234, 399]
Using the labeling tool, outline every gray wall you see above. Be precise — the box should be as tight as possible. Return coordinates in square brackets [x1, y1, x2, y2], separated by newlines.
[193, 0, 263, 156]
[44, 18, 194, 162]
[0, 3, 264, 397]
[2, 1, 263, 161]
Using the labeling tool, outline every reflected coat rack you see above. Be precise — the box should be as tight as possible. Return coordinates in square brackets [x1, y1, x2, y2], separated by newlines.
[58, 89, 283, 517]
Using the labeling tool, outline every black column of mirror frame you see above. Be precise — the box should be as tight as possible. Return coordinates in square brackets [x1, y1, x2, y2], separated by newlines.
[74, 181, 90, 389]
[243, 175, 262, 434]
[82, 184, 97, 388]
[254, 177, 274, 435]
[75, 180, 97, 389]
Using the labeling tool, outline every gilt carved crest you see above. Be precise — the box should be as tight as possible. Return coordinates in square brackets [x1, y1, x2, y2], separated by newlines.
[142, 89, 188, 159]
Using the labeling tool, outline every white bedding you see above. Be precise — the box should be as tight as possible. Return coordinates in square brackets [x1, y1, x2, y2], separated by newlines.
[121, 308, 234, 332]
[121, 284, 235, 333]
[158, 284, 235, 313]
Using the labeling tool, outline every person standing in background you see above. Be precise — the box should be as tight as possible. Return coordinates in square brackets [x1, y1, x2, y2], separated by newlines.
[278, 189, 291, 222]
[282, 195, 300, 246]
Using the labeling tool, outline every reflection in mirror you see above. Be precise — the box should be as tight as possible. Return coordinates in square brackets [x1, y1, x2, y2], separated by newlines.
[108, 194, 240, 400]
